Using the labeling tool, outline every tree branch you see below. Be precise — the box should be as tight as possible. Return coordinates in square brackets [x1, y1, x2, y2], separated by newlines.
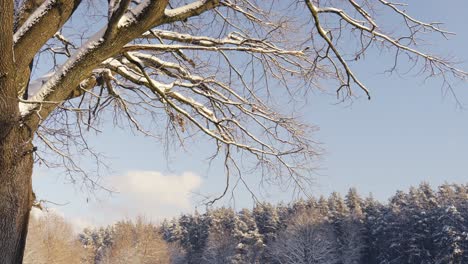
[104, 0, 132, 40]
[14, 0, 82, 70]
[164, 0, 220, 23]
[14, 0, 45, 32]
[19, 0, 171, 126]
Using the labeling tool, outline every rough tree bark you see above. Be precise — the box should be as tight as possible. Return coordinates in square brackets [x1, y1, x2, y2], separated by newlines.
[0, 1, 34, 262]
[0, 125, 35, 263]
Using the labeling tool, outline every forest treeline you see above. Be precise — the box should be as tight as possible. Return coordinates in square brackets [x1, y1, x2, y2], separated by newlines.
[24, 182, 468, 263]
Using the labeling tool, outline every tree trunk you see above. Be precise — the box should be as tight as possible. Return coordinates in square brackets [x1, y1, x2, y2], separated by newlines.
[0, 1, 34, 262]
[0, 124, 34, 263]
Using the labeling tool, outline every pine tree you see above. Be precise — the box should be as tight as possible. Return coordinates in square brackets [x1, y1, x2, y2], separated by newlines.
[203, 208, 237, 264]
[161, 218, 183, 243]
[361, 194, 383, 263]
[328, 191, 365, 264]
[343, 188, 366, 264]
[235, 208, 264, 263]
[346, 188, 364, 217]
[253, 203, 280, 262]
[328, 192, 347, 263]
[437, 183, 457, 206]
[376, 190, 408, 263]
[79, 226, 115, 263]
[317, 196, 330, 219]
[402, 186, 437, 263]
[433, 205, 466, 264]
[178, 212, 211, 264]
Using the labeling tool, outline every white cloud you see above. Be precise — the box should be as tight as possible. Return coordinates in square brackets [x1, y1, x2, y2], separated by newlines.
[87, 171, 203, 223]
[112, 171, 202, 208]
[32, 171, 203, 229]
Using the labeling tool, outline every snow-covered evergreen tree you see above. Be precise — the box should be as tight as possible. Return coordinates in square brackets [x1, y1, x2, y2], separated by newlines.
[253, 203, 281, 262]
[161, 218, 183, 243]
[79, 226, 115, 264]
[178, 212, 211, 264]
[401, 186, 437, 263]
[317, 196, 330, 218]
[342, 188, 366, 264]
[437, 183, 457, 206]
[346, 188, 364, 217]
[376, 190, 408, 263]
[361, 194, 383, 263]
[203, 208, 238, 264]
[328, 192, 354, 264]
[235, 208, 264, 263]
[433, 205, 466, 264]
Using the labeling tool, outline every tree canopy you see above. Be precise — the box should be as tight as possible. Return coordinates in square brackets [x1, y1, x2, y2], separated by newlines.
[15, 0, 466, 187]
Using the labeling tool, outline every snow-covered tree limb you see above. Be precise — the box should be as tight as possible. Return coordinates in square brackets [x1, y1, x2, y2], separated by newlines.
[14, 0, 81, 69]
[164, 0, 220, 23]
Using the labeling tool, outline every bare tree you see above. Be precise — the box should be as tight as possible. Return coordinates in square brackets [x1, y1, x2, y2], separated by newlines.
[270, 211, 339, 264]
[23, 211, 90, 264]
[0, 0, 465, 261]
[101, 218, 170, 264]
[203, 231, 238, 264]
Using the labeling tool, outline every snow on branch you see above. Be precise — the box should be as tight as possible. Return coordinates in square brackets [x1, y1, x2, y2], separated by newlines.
[13, 0, 54, 43]
[164, 0, 220, 23]
[105, 0, 132, 39]
[19, 28, 107, 117]
[14, 0, 80, 68]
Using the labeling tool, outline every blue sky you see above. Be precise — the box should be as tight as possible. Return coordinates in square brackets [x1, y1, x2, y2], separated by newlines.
[32, 1, 468, 228]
